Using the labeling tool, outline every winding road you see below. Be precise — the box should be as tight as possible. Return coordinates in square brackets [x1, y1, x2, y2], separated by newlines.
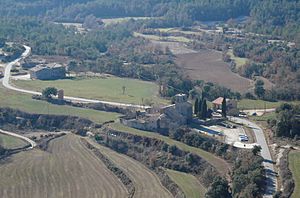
[231, 117, 277, 198]
[0, 129, 37, 149]
[2, 45, 149, 109]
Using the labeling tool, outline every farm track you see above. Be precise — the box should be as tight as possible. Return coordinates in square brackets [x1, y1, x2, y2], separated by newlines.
[86, 139, 173, 198]
[0, 134, 127, 198]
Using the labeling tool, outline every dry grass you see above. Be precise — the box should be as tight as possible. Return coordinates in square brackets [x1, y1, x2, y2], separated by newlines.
[175, 50, 252, 93]
[87, 139, 172, 198]
[0, 134, 128, 198]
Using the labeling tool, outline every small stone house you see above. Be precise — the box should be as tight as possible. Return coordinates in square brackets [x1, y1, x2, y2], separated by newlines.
[30, 63, 66, 80]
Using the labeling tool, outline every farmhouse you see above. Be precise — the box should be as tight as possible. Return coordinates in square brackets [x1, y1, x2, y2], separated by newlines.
[212, 97, 237, 111]
[121, 94, 193, 132]
[30, 63, 66, 80]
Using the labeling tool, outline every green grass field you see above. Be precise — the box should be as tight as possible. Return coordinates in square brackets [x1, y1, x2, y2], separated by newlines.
[0, 134, 29, 149]
[227, 49, 248, 68]
[238, 99, 300, 110]
[109, 123, 231, 175]
[238, 99, 282, 110]
[289, 151, 300, 198]
[0, 86, 121, 124]
[13, 77, 167, 105]
[166, 169, 206, 198]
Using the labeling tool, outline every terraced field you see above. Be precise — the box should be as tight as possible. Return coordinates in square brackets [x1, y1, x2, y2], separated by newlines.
[87, 139, 172, 198]
[109, 123, 231, 176]
[0, 134, 127, 198]
[166, 169, 206, 198]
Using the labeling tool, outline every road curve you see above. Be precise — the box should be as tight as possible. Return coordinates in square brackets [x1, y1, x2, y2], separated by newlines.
[231, 117, 277, 198]
[2, 45, 149, 109]
[0, 129, 37, 149]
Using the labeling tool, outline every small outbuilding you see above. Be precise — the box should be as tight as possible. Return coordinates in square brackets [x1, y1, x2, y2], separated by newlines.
[212, 97, 237, 111]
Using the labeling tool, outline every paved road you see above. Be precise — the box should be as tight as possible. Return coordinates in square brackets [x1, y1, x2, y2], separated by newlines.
[0, 129, 37, 149]
[231, 117, 277, 198]
[2, 45, 149, 109]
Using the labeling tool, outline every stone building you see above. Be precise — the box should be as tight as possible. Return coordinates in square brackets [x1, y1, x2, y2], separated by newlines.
[30, 63, 66, 80]
[121, 94, 193, 132]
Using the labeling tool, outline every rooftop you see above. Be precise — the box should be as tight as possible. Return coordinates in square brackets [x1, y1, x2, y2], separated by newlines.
[212, 97, 230, 105]
[30, 63, 64, 72]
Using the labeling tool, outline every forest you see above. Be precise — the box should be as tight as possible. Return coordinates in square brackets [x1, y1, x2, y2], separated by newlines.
[1, 0, 299, 42]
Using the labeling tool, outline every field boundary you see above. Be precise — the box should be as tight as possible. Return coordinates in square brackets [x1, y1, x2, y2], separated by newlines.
[81, 139, 135, 198]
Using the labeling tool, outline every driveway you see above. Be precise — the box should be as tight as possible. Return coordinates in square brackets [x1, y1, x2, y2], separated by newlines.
[231, 117, 277, 198]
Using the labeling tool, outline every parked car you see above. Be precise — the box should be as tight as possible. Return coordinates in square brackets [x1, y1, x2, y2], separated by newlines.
[239, 134, 249, 142]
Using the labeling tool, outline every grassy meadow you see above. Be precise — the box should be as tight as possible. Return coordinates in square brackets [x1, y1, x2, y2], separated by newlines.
[0, 86, 121, 124]
[166, 169, 206, 198]
[13, 76, 167, 105]
[0, 134, 29, 149]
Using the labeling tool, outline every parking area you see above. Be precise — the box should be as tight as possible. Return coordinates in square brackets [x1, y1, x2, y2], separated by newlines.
[193, 122, 256, 149]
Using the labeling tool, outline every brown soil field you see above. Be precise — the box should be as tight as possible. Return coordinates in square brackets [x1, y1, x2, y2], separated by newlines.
[87, 139, 172, 198]
[0, 134, 127, 198]
[175, 50, 253, 93]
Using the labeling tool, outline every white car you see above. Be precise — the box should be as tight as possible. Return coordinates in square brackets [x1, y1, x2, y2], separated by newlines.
[239, 135, 249, 142]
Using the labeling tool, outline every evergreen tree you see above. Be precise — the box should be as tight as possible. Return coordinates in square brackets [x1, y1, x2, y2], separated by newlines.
[222, 96, 227, 118]
[197, 98, 202, 119]
[194, 98, 199, 115]
[201, 99, 208, 120]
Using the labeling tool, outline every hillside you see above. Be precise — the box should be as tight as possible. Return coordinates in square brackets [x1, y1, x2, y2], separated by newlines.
[1, 0, 299, 42]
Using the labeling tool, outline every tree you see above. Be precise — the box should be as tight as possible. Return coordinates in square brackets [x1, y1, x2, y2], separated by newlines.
[252, 145, 262, 155]
[201, 99, 208, 120]
[42, 87, 58, 98]
[254, 80, 265, 98]
[194, 98, 199, 115]
[122, 86, 126, 95]
[222, 96, 227, 118]
[197, 98, 203, 119]
[205, 176, 231, 198]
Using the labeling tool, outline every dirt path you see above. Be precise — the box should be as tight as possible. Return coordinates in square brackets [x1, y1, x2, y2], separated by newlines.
[86, 139, 172, 198]
[0, 134, 127, 198]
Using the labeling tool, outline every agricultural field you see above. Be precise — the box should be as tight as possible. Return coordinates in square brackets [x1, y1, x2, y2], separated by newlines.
[109, 123, 231, 175]
[166, 169, 206, 198]
[175, 50, 252, 93]
[0, 134, 128, 198]
[150, 40, 197, 55]
[227, 49, 248, 68]
[134, 32, 191, 43]
[13, 76, 167, 105]
[102, 17, 155, 26]
[289, 151, 300, 198]
[0, 86, 121, 124]
[0, 134, 29, 150]
[87, 139, 172, 198]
